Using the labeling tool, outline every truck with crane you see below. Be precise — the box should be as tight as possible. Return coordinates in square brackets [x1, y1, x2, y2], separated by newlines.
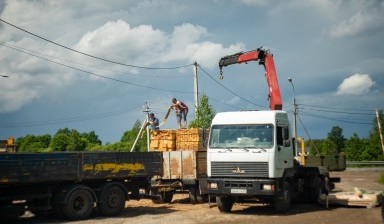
[204, 48, 345, 213]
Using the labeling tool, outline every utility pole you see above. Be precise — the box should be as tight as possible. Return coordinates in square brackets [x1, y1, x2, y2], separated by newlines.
[130, 102, 151, 152]
[288, 77, 298, 156]
[376, 109, 384, 155]
[193, 61, 199, 118]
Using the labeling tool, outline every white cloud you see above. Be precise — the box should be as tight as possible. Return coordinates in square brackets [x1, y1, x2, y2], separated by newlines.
[328, 2, 384, 39]
[336, 73, 375, 95]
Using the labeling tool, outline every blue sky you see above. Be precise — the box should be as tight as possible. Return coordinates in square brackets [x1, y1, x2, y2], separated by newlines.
[0, 0, 383, 144]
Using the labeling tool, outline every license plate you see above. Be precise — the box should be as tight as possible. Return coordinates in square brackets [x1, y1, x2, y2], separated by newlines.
[231, 189, 247, 194]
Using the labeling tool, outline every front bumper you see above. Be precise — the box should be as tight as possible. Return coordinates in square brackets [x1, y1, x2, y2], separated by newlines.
[206, 178, 279, 197]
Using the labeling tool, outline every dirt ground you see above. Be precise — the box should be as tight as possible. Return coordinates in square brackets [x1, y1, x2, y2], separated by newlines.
[17, 169, 384, 224]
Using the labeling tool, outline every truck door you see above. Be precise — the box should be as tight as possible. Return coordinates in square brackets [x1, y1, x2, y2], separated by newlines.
[276, 126, 294, 170]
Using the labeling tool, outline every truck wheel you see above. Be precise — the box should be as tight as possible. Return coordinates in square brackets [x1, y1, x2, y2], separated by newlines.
[309, 177, 323, 203]
[151, 190, 173, 204]
[62, 188, 94, 220]
[216, 196, 234, 213]
[274, 181, 292, 213]
[99, 185, 126, 216]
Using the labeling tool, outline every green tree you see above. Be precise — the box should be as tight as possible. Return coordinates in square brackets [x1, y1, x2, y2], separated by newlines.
[327, 126, 345, 154]
[81, 131, 102, 150]
[344, 133, 364, 161]
[120, 120, 147, 152]
[189, 94, 216, 129]
[366, 110, 384, 160]
[17, 134, 52, 152]
[50, 128, 87, 151]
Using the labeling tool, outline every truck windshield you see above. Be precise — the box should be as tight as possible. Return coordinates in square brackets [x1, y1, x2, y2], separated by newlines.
[209, 124, 274, 149]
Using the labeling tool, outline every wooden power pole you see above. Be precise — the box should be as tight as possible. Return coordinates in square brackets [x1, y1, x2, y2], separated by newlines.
[376, 109, 384, 155]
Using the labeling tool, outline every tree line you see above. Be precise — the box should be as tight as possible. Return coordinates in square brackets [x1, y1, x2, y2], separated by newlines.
[307, 110, 384, 161]
[15, 96, 383, 161]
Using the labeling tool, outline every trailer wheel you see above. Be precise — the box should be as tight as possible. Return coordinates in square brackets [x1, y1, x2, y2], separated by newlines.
[151, 190, 173, 204]
[99, 185, 126, 216]
[189, 185, 208, 204]
[62, 188, 94, 220]
[188, 186, 198, 204]
[274, 181, 292, 213]
[216, 196, 234, 213]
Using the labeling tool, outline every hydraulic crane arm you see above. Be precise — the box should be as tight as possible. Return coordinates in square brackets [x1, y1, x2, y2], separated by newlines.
[219, 48, 282, 110]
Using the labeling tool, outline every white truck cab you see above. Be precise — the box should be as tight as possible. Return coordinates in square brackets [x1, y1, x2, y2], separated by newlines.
[206, 110, 295, 212]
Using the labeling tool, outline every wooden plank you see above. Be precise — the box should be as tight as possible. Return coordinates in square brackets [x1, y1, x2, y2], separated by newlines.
[320, 190, 382, 208]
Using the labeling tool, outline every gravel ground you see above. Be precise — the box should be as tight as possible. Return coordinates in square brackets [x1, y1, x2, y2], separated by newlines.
[14, 170, 384, 224]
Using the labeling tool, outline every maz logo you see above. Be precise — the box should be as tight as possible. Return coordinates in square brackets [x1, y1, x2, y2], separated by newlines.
[232, 167, 245, 174]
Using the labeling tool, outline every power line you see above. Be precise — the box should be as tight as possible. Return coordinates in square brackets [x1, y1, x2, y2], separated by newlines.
[0, 18, 193, 70]
[1, 42, 189, 78]
[300, 111, 372, 125]
[299, 103, 375, 112]
[0, 105, 143, 128]
[1, 43, 193, 94]
[300, 105, 375, 116]
[197, 64, 266, 109]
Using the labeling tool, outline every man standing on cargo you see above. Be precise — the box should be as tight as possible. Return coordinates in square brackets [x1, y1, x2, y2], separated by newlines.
[171, 98, 188, 129]
[148, 113, 159, 130]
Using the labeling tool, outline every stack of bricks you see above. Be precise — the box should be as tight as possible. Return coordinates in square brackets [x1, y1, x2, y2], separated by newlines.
[149, 130, 176, 151]
[175, 128, 209, 151]
[149, 128, 209, 151]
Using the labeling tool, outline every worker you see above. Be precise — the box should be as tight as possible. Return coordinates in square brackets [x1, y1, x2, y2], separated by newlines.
[148, 113, 159, 130]
[171, 98, 188, 129]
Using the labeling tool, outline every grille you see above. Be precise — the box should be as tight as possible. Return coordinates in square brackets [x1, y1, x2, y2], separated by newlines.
[211, 161, 268, 177]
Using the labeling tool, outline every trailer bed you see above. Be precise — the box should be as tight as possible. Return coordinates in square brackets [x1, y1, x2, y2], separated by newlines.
[0, 152, 163, 185]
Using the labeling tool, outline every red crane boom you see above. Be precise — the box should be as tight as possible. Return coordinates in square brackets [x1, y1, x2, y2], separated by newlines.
[219, 48, 283, 110]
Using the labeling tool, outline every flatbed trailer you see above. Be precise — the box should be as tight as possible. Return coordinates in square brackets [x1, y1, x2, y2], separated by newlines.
[151, 151, 208, 204]
[0, 151, 162, 220]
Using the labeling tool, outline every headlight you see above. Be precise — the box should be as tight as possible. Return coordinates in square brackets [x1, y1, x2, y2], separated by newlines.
[209, 182, 218, 189]
[262, 184, 275, 191]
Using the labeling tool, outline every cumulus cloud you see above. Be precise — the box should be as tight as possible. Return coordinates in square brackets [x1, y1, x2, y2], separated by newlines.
[336, 73, 375, 95]
[328, 2, 384, 39]
[74, 21, 244, 69]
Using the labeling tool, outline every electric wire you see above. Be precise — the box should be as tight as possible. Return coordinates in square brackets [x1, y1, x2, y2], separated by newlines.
[1, 42, 189, 78]
[297, 114, 320, 155]
[0, 18, 193, 70]
[300, 111, 372, 125]
[197, 64, 267, 109]
[299, 103, 374, 112]
[0, 105, 143, 128]
[1, 43, 193, 94]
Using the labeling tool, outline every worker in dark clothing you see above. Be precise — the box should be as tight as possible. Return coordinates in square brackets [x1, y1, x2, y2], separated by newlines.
[148, 113, 159, 130]
[171, 98, 188, 129]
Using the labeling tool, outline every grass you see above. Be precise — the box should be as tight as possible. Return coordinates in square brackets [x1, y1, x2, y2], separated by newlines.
[379, 173, 384, 185]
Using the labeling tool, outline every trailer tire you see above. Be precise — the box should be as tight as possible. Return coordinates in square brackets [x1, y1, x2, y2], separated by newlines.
[151, 190, 173, 204]
[61, 188, 94, 220]
[99, 185, 126, 217]
[188, 186, 198, 204]
[274, 181, 292, 213]
[216, 196, 234, 213]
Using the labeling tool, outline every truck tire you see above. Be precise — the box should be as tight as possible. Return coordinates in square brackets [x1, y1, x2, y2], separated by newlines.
[151, 190, 174, 204]
[309, 177, 323, 203]
[216, 196, 234, 213]
[98, 185, 126, 217]
[274, 181, 292, 213]
[61, 188, 94, 220]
